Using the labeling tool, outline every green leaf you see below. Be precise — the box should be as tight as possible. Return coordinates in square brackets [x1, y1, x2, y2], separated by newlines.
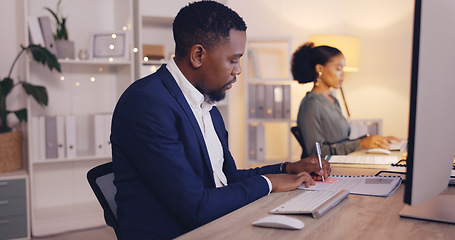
[44, 7, 61, 25]
[0, 77, 14, 96]
[22, 82, 48, 106]
[59, 18, 68, 40]
[13, 109, 27, 123]
[28, 44, 61, 72]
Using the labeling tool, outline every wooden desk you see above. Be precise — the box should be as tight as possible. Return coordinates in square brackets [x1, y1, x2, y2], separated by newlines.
[177, 166, 455, 240]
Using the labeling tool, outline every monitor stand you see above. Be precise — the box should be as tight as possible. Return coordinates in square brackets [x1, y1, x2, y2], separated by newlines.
[399, 195, 455, 224]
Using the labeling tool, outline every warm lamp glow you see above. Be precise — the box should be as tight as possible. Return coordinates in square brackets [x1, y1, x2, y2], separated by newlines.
[308, 35, 361, 72]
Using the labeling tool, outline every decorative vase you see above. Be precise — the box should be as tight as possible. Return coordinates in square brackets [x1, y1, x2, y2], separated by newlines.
[55, 39, 75, 59]
[0, 131, 23, 172]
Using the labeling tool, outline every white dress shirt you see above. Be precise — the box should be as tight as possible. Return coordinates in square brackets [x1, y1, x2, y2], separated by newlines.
[165, 59, 272, 192]
[166, 59, 227, 188]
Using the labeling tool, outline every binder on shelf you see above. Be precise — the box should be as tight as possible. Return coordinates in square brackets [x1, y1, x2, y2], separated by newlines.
[256, 124, 265, 160]
[30, 116, 41, 162]
[248, 124, 257, 160]
[28, 16, 45, 46]
[65, 115, 77, 158]
[283, 85, 291, 119]
[94, 114, 105, 156]
[104, 114, 112, 156]
[248, 84, 257, 118]
[273, 85, 283, 119]
[264, 85, 274, 119]
[38, 116, 46, 161]
[45, 116, 58, 159]
[256, 84, 265, 118]
[38, 16, 58, 57]
[56, 115, 65, 158]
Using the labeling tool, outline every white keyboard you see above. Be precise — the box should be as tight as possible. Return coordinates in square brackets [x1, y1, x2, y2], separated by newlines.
[270, 190, 349, 218]
[389, 140, 407, 151]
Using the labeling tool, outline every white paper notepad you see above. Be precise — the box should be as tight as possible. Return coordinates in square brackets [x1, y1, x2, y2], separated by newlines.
[327, 155, 398, 165]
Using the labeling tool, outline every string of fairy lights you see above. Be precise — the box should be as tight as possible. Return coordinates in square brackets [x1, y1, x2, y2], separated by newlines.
[58, 27, 130, 87]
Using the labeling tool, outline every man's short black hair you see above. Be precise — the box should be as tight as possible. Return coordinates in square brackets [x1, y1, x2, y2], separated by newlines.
[173, 1, 247, 57]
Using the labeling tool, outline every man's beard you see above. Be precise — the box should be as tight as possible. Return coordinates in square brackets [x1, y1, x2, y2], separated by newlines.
[201, 77, 236, 103]
[205, 89, 226, 104]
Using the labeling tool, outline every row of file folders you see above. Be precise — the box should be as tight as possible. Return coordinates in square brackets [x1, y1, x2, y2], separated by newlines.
[248, 124, 265, 160]
[30, 114, 112, 161]
[249, 84, 291, 119]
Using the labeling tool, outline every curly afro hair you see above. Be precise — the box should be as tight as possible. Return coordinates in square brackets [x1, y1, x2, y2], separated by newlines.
[291, 42, 342, 84]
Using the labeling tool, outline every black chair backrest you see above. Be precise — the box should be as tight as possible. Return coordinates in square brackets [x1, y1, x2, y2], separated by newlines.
[87, 162, 119, 236]
[291, 126, 308, 158]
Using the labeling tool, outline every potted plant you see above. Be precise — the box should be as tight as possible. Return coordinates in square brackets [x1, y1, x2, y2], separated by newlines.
[0, 44, 60, 172]
[45, 0, 75, 59]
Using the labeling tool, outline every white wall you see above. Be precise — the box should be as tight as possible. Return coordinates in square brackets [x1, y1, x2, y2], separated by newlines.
[1, 1, 25, 77]
[226, 0, 414, 166]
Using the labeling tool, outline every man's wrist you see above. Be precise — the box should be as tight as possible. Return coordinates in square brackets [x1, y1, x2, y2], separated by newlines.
[280, 162, 291, 173]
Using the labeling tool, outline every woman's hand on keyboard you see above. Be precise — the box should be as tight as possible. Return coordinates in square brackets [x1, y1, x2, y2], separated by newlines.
[360, 135, 400, 149]
[265, 172, 315, 192]
[285, 156, 331, 181]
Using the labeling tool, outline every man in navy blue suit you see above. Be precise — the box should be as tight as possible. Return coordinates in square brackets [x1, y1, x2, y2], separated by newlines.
[111, 1, 331, 239]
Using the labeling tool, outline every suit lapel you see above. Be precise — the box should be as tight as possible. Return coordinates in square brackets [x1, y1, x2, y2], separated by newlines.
[156, 65, 214, 179]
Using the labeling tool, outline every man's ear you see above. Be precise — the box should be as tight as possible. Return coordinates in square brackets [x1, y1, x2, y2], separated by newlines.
[189, 44, 205, 69]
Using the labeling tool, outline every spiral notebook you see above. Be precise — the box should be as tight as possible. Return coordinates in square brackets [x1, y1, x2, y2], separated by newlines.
[298, 175, 402, 197]
[327, 155, 399, 165]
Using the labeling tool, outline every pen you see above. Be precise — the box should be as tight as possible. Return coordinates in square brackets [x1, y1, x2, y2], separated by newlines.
[315, 142, 325, 182]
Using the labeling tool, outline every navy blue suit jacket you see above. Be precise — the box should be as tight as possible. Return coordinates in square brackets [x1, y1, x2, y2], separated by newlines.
[111, 65, 281, 239]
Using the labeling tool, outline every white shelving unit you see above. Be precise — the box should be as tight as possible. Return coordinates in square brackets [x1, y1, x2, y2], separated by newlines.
[19, 0, 234, 236]
[244, 37, 300, 168]
[25, 0, 134, 236]
[133, 0, 188, 80]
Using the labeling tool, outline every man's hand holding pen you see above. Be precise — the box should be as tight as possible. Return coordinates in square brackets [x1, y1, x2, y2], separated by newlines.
[284, 155, 331, 181]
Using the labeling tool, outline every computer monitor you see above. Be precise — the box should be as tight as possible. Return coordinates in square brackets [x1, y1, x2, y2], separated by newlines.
[399, 0, 455, 223]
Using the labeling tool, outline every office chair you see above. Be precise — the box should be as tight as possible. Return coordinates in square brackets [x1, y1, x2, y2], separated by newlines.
[87, 161, 119, 237]
[291, 126, 308, 158]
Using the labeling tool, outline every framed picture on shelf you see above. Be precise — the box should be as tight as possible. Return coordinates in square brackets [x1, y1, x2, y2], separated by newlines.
[90, 32, 128, 59]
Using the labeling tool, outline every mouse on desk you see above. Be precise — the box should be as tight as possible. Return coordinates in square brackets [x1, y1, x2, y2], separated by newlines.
[252, 215, 304, 230]
[366, 148, 392, 155]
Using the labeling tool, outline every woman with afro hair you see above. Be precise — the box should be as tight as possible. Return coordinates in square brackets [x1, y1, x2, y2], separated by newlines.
[291, 42, 397, 158]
